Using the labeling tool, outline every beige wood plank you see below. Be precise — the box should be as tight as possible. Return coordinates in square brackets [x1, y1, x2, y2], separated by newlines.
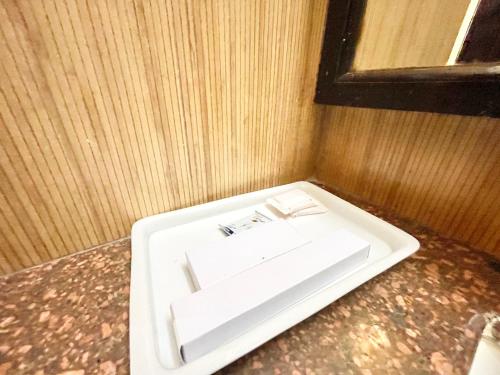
[0, 0, 328, 275]
[316, 107, 500, 258]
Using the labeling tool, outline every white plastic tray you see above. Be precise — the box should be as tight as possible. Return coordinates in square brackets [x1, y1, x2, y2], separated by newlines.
[130, 181, 419, 374]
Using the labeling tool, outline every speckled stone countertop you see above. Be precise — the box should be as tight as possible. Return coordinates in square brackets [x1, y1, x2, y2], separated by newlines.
[1, 191, 499, 375]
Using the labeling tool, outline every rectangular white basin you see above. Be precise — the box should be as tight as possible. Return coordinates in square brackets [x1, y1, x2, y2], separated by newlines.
[129, 181, 420, 374]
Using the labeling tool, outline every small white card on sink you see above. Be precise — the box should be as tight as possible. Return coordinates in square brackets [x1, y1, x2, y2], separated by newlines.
[186, 220, 310, 290]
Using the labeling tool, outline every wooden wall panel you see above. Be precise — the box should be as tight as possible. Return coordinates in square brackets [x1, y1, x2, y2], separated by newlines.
[353, 0, 471, 70]
[315, 106, 500, 258]
[0, 0, 328, 275]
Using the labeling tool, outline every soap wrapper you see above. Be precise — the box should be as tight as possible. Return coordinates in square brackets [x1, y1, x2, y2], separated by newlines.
[218, 211, 272, 236]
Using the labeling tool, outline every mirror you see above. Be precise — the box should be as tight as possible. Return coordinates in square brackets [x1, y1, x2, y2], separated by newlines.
[315, 0, 500, 117]
[352, 0, 500, 71]
[354, 0, 471, 70]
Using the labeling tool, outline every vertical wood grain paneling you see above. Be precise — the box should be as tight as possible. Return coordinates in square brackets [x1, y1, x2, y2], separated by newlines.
[0, 0, 328, 274]
[353, 0, 471, 70]
[316, 106, 500, 257]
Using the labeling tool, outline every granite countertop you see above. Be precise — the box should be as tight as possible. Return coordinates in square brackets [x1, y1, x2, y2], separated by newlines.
[1, 191, 499, 375]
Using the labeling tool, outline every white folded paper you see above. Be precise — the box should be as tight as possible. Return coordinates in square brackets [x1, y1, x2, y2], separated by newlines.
[186, 220, 310, 290]
[171, 229, 370, 363]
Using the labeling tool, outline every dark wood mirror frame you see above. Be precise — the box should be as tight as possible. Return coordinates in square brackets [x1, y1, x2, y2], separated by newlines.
[314, 0, 500, 118]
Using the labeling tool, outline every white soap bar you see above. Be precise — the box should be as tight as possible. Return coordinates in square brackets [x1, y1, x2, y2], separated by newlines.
[186, 220, 309, 290]
[267, 189, 327, 217]
[171, 229, 370, 363]
[266, 189, 317, 215]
